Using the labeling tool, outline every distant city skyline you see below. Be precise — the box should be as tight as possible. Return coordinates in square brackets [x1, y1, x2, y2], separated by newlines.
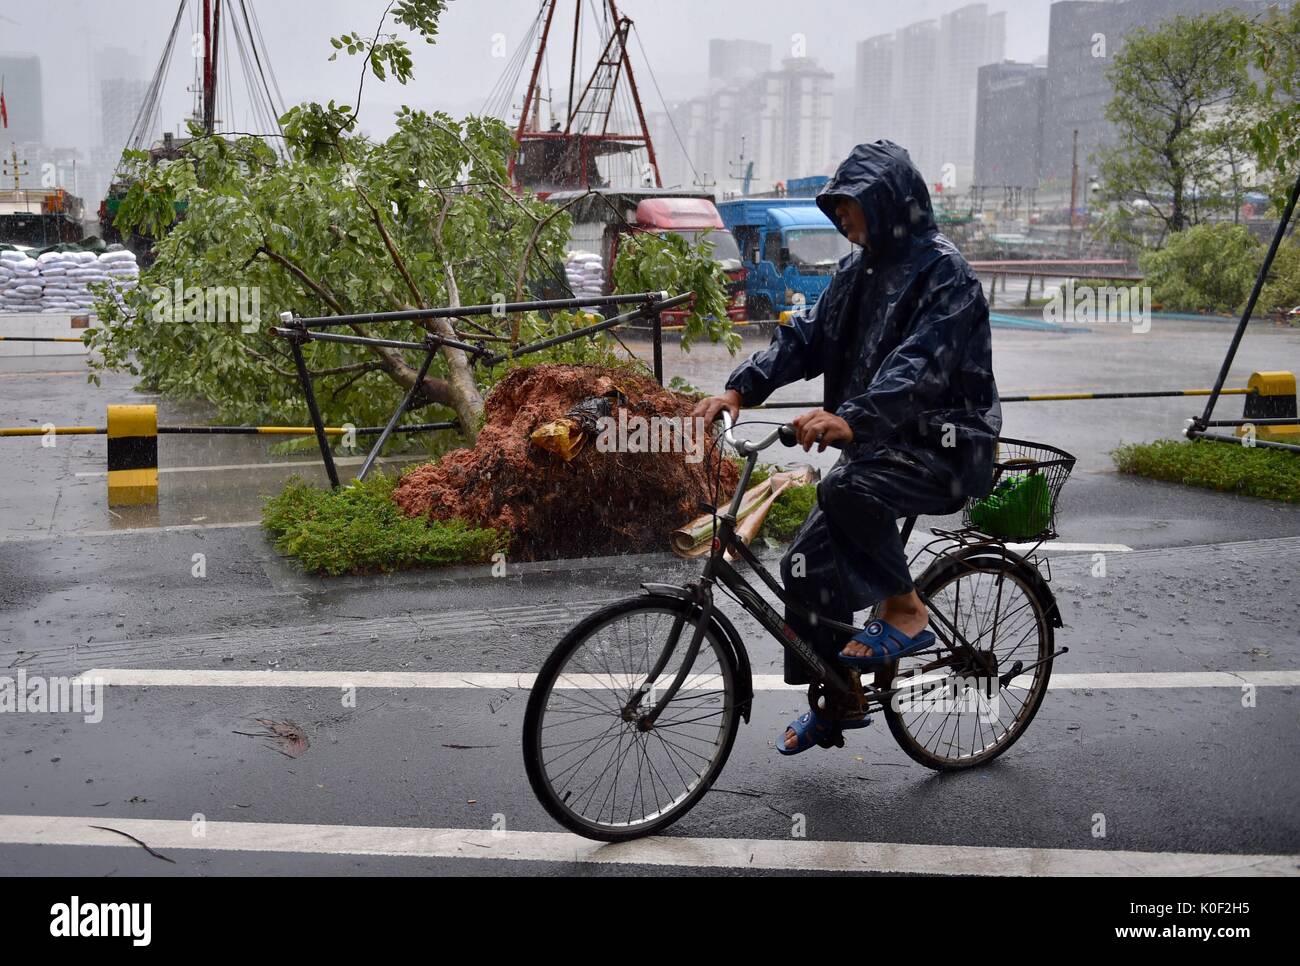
[5, 0, 1268, 207]
[0, 1, 1059, 171]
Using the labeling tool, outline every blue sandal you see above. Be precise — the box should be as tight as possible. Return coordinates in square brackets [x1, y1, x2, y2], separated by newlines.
[777, 708, 871, 756]
[838, 618, 935, 669]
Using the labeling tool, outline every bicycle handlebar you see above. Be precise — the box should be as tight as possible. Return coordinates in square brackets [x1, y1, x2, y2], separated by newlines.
[720, 410, 788, 456]
[720, 411, 836, 454]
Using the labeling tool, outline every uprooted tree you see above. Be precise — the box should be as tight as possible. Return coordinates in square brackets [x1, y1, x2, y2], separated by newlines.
[89, 0, 730, 444]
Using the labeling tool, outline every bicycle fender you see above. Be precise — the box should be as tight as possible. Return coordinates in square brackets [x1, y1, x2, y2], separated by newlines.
[640, 584, 754, 723]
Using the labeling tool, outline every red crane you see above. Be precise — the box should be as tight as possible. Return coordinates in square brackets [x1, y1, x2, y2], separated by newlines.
[496, 0, 662, 193]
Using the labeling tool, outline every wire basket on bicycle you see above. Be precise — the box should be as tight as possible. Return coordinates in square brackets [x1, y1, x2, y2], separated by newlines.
[963, 438, 1076, 540]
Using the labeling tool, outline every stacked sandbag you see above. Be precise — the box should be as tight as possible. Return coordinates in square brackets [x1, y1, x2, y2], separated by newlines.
[97, 249, 140, 312]
[34, 250, 82, 312]
[46, 250, 108, 314]
[564, 251, 605, 299]
[0, 250, 43, 313]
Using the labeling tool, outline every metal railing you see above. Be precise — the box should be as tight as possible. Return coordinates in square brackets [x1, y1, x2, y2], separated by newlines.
[270, 290, 689, 486]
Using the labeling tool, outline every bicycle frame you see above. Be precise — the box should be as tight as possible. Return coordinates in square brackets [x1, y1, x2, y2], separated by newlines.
[633, 418, 1017, 728]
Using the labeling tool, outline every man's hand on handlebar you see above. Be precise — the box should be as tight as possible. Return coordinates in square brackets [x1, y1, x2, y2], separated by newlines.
[692, 389, 742, 428]
[792, 408, 853, 452]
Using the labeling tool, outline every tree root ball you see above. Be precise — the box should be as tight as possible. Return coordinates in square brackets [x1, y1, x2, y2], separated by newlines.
[392, 364, 739, 561]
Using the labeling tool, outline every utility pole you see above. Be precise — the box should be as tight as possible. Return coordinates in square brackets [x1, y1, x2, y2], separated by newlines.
[727, 135, 757, 197]
[1069, 128, 1079, 249]
[3, 147, 28, 192]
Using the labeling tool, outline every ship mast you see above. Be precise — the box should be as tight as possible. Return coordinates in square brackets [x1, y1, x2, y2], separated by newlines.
[201, 0, 222, 136]
[505, 0, 661, 192]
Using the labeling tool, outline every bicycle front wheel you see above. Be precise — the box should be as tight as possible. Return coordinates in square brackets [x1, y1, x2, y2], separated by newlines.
[522, 597, 741, 842]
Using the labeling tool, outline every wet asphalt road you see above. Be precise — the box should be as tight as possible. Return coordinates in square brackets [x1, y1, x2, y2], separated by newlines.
[0, 318, 1298, 875]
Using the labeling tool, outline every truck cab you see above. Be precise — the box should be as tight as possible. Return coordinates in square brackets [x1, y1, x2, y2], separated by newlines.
[549, 189, 747, 323]
[717, 198, 852, 320]
[629, 198, 746, 323]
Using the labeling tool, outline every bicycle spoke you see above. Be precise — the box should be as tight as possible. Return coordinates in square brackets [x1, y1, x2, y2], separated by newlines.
[893, 560, 1051, 765]
[530, 603, 735, 832]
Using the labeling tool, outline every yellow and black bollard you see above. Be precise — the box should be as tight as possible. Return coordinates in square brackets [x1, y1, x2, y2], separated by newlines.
[1239, 371, 1299, 444]
[106, 404, 158, 506]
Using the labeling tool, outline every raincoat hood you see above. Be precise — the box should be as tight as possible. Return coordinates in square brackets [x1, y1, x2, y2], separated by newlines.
[816, 140, 936, 255]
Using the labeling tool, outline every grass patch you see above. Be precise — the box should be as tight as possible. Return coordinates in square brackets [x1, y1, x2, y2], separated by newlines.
[762, 483, 817, 541]
[262, 473, 506, 576]
[1112, 439, 1300, 502]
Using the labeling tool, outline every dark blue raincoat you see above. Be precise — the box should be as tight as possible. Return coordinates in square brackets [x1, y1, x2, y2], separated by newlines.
[727, 139, 1000, 496]
[723, 140, 1002, 684]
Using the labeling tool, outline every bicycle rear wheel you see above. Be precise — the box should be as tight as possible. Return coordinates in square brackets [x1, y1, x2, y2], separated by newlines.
[523, 596, 741, 841]
[881, 552, 1054, 770]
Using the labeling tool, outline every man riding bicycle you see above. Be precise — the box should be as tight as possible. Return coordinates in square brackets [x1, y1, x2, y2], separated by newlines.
[693, 140, 1002, 754]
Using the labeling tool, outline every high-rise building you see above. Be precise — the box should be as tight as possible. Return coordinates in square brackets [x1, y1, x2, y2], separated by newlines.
[651, 46, 833, 196]
[891, 20, 940, 180]
[829, 81, 857, 163]
[82, 47, 147, 208]
[0, 54, 44, 146]
[973, 61, 1047, 189]
[851, 6, 1005, 189]
[934, 5, 1005, 189]
[648, 96, 716, 191]
[752, 57, 835, 188]
[708, 39, 772, 85]
[852, 34, 894, 144]
[100, 78, 149, 156]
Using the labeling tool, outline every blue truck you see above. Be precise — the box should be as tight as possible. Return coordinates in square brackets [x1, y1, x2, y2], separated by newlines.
[716, 197, 853, 320]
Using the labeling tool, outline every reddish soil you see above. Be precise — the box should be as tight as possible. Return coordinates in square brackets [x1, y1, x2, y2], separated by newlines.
[392, 364, 737, 561]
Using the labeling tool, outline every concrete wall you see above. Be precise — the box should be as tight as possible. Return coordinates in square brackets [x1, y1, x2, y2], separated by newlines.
[0, 313, 93, 357]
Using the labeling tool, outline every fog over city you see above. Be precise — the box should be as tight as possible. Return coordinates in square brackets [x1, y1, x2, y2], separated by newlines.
[2, 0, 1056, 206]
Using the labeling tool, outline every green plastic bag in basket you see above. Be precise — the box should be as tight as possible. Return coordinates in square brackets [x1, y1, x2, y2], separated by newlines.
[969, 471, 1051, 538]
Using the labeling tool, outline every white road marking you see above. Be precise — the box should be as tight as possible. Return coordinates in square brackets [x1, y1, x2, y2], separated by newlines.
[0, 527, 1137, 550]
[0, 814, 1292, 875]
[74, 453, 425, 478]
[0, 520, 264, 542]
[75, 668, 1300, 691]
[1006, 542, 1131, 553]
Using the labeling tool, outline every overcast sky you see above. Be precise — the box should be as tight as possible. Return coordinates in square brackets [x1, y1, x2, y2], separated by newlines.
[1, 0, 1058, 154]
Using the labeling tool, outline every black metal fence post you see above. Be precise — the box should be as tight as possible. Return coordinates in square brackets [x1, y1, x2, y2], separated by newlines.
[284, 315, 340, 488]
[652, 311, 664, 386]
[357, 342, 438, 482]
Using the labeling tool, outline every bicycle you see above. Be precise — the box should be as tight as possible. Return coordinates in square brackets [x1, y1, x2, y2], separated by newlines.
[522, 412, 1075, 842]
